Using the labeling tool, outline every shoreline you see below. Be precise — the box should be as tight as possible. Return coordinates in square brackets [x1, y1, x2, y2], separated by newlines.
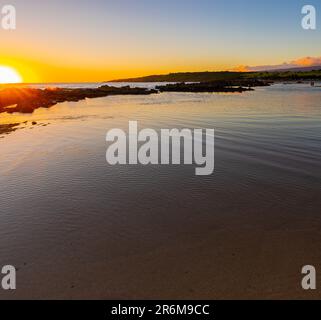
[0, 85, 158, 115]
[0, 80, 270, 116]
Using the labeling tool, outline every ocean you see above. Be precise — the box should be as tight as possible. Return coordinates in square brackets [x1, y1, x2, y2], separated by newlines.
[0, 83, 321, 299]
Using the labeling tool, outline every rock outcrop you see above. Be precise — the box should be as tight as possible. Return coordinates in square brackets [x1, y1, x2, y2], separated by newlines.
[0, 85, 158, 114]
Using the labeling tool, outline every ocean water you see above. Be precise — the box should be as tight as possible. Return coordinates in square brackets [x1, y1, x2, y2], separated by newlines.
[0, 83, 321, 298]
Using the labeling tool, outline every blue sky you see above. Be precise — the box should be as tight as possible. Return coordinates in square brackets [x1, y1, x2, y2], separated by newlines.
[1, 0, 321, 81]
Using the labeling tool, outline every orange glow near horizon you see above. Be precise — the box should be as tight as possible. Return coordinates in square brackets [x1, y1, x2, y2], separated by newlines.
[1, 54, 321, 84]
[0, 66, 23, 84]
[1, 1, 321, 84]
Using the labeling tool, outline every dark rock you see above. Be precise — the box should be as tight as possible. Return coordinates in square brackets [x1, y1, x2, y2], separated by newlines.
[0, 123, 20, 135]
[0, 86, 158, 115]
[156, 79, 269, 93]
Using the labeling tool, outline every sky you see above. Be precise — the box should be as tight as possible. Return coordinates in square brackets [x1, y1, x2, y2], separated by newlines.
[1, 0, 321, 82]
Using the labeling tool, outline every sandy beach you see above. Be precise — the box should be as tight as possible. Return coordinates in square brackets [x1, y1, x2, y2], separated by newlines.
[4, 217, 321, 300]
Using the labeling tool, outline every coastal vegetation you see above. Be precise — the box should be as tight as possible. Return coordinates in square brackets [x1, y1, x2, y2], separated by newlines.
[111, 72, 244, 83]
[110, 69, 321, 83]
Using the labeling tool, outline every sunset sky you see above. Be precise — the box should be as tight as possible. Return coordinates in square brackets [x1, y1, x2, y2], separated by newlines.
[1, 0, 321, 83]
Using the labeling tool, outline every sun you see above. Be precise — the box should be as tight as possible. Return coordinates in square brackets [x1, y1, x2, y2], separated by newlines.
[0, 66, 23, 84]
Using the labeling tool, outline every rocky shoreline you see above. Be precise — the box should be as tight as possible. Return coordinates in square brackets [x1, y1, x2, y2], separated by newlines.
[0, 80, 270, 116]
[0, 123, 20, 136]
[0, 85, 158, 115]
[155, 79, 270, 93]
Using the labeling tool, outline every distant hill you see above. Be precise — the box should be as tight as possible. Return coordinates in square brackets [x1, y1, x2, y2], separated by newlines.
[267, 65, 321, 72]
[109, 72, 246, 83]
[109, 68, 321, 83]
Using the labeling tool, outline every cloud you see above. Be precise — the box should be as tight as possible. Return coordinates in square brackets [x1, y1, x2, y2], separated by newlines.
[232, 56, 321, 72]
[291, 56, 321, 66]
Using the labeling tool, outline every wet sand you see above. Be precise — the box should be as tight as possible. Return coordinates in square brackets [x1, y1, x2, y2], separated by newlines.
[5, 218, 321, 300]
